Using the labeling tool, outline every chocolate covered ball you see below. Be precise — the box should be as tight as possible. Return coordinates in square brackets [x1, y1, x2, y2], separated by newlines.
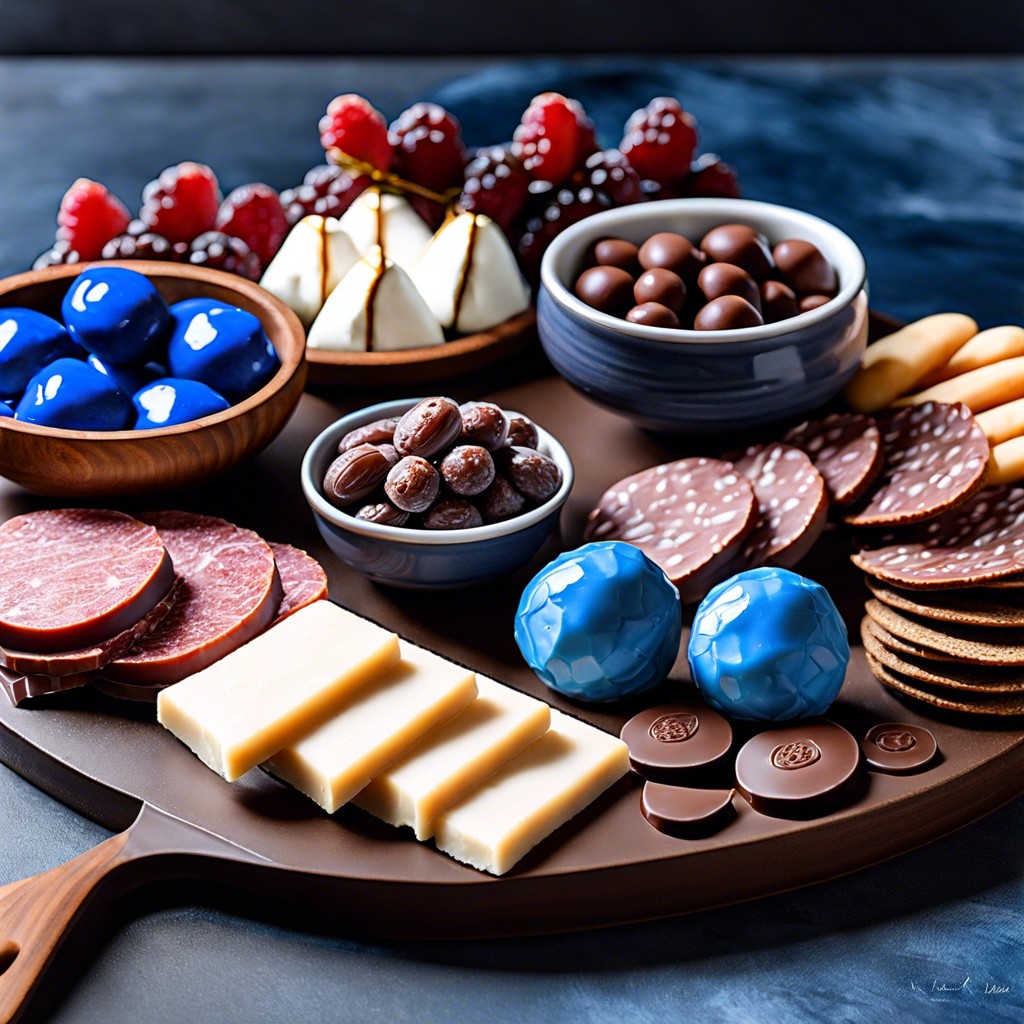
[634, 268, 687, 314]
[773, 239, 837, 296]
[760, 279, 799, 323]
[693, 295, 764, 331]
[626, 302, 681, 328]
[638, 232, 705, 279]
[697, 262, 761, 311]
[799, 294, 832, 313]
[592, 238, 640, 272]
[699, 224, 773, 280]
[575, 265, 635, 316]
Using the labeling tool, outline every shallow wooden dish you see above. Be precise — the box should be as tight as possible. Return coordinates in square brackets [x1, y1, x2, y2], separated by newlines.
[0, 261, 307, 498]
[305, 308, 537, 387]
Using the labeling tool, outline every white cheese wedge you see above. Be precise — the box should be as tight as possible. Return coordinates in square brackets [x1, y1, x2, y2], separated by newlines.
[258, 215, 360, 326]
[434, 710, 630, 876]
[263, 644, 478, 814]
[411, 212, 532, 334]
[307, 247, 445, 352]
[156, 602, 400, 782]
[354, 676, 551, 839]
[338, 189, 432, 271]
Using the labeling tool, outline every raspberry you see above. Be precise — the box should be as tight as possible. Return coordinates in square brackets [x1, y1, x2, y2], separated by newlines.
[678, 153, 742, 199]
[140, 162, 222, 245]
[216, 183, 288, 267]
[516, 183, 611, 283]
[619, 97, 698, 185]
[280, 165, 370, 225]
[319, 94, 391, 172]
[389, 103, 466, 192]
[187, 231, 260, 280]
[576, 149, 644, 207]
[32, 239, 81, 271]
[512, 92, 595, 185]
[101, 232, 177, 261]
[459, 146, 530, 230]
[56, 178, 131, 261]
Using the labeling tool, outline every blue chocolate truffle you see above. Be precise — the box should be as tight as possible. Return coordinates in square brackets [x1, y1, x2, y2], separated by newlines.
[61, 267, 171, 366]
[515, 541, 682, 703]
[87, 353, 164, 396]
[688, 567, 849, 722]
[133, 377, 230, 429]
[0, 400, 13, 418]
[15, 357, 133, 431]
[166, 298, 279, 402]
[0, 307, 78, 400]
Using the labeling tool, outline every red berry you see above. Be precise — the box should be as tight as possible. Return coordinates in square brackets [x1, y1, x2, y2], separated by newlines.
[280, 165, 370, 226]
[577, 149, 644, 207]
[679, 154, 742, 199]
[319, 94, 391, 173]
[56, 178, 131, 261]
[459, 146, 530, 230]
[101, 232, 177, 261]
[140, 162, 222, 245]
[389, 103, 466, 192]
[619, 97, 698, 185]
[216, 183, 288, 267]
[512, 92, 594, 185]
[187, 231, 260, 280]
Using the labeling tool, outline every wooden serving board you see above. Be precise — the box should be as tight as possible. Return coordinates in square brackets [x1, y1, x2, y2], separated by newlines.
[1, 315, 1022, 1022]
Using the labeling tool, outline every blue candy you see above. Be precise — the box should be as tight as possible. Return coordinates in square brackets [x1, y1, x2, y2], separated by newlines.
[515, 541, 682, 703]
[87, 353, 164, 396]
[0, 307, 78, 400]
[166, 298, 279, 402]
[15, 357, 133, 430]
[133, 377, 230, 429]
[688, 567, 850, 722]
[0, 400, 13, 418]
[61, 267, 171, 366]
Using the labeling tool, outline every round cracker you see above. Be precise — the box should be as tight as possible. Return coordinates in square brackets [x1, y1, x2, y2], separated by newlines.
[844, 402, 988, 528]
[865, 576, 1024, 628]
[784, 412, 884, 507]
[860, 615, 958, 664]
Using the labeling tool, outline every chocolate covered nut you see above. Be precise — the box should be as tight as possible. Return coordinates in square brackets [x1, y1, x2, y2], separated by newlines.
[497, 446, 562, 502]
[439, 445, 495, 497]
[354, 501, 410, 527]
[394, 397, 462, 459]
[626, 302, 681, 328]
[638, 232, 705, 279]
[698, 262, 761, 311]
[861, 723, 938, 774]
[693, 295, 763, 331]
[798, 294, 832, 313]
[505, 415, 539, 450]
[760, 279, 799, 323]
[476, 474, 526, 522]
[422, 499, 484, 531]
[699, 224, 773, 280]
[459, 401, 509, 451]
[773, 239, 837, 296]
[323, 443, 394, 506]
[634, 268, 686, 314]
[338, 417, 399, 453]
[593, 238, 640, 272]
[641, 782, 737, 838]
[385, 456, 440, 513]
[575, 265, 636, 316]
[620, 701, 733, 781]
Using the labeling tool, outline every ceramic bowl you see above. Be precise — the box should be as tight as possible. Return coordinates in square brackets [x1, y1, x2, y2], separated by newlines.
[538, 198, 868, 433]
[301, 399, 574, 589]
[0, 261, 307, 497]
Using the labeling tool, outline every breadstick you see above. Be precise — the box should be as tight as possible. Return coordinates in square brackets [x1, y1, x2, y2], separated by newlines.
[986, 436, 1024, 486]
[843, 313, 977, 413]
[916, 325, 1024, 389]
[976, 397, 1024, 446]
[894, 356, 1024, 413]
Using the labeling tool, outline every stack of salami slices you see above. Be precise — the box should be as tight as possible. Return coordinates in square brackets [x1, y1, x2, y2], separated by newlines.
[0, 509, 327, 706]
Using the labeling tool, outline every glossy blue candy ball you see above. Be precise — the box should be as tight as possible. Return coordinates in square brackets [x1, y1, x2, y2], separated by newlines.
[515, 541, 682, 703]
[0, 308, 78, 400]
[166, 298, 279, 402]
[87, 353, 164, 396]
[133, 377, 230, 429]
[0, 400, 13, 418]
[61, 267, 171, 366]
[15, 357, 133, 430]
[688, 567, 850, 722]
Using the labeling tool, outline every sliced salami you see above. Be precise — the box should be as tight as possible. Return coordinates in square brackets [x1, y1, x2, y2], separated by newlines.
[844, 402, 989, 528]
[268, 543, 328, 626]
[0, 509, 174, 654]
[731, 443, 827, 569]
[105, 512, 282, 686]
[584, 457, 757, 603]
[853, 486, 1024, 589]
[783, 412, 883, 507]
[1, 665, 97, 707]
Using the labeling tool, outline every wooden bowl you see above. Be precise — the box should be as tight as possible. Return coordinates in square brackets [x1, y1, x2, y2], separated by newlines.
[0, 261, 307, 498]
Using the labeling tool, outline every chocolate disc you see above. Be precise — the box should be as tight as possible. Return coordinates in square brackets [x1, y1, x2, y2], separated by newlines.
[734, 720, 862, 819]
[865, 576, 1024, 629]
[584, 457, 757, 603]
[844, 402, 989, 528]
[641, 782, 737, 838]
[784, 412, 884, 507]
[620, 701, 734, 781]
[0, 665, 96, 706]
[853, 485, 1024, 590]
[861, 723, 937, 774]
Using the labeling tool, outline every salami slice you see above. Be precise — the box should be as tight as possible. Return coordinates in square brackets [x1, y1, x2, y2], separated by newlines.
[844, 402, 989, 528]
[268, 543, 328, 626]
[584, 457, 757, 603]
[105, 512, 282, 686]
[0, 509, 174, 654]
[783, 412, 883, 507]
[731, 443, 827, 569]
[1, 665, 97, 707]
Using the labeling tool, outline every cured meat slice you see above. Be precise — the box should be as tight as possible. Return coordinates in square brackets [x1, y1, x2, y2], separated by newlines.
[731, 443, 827, 569]
[0, 580, 180, 677]
[105, 512, 282, 686]
[584, 457, 757, 603]
[0, 665, 97, 707]
[783, 412, 883, 507]
[268, 543, 328, 626]
[844, 402, 989, 528]
[0, 509, 173, 653]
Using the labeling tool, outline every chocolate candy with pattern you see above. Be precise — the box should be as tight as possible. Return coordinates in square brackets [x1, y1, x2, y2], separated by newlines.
[354, 501, 409, 527]
[394, 397, 462, 459]
[620, 701, 734, 782]
[641, 783, 737, 838]
[338, 417, 399, 453]
[325, 443, 398, 506]
[0, 308, 77, 399]
[15, 357, 133, 430]
[861, 723, 938, 774]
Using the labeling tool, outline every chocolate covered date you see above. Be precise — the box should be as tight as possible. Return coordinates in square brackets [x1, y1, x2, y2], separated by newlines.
[324, 443, 394, 505]
[354, 501, 410, 526]
[459, 401, 509, 451]
[338, 417, 399, 453]
[385, 456, 441, 513]
[394, 397, 462, 459]
[423, 499, 484, 530]
[440, 445, 495, 497]
[505, 415, 539, 449]
[476, 474, 526, 523]
[497, 447, 562, 502]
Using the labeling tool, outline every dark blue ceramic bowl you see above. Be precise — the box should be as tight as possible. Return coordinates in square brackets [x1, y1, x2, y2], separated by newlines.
[538, 198, 868, 434]
[301, 399, 574, 590]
